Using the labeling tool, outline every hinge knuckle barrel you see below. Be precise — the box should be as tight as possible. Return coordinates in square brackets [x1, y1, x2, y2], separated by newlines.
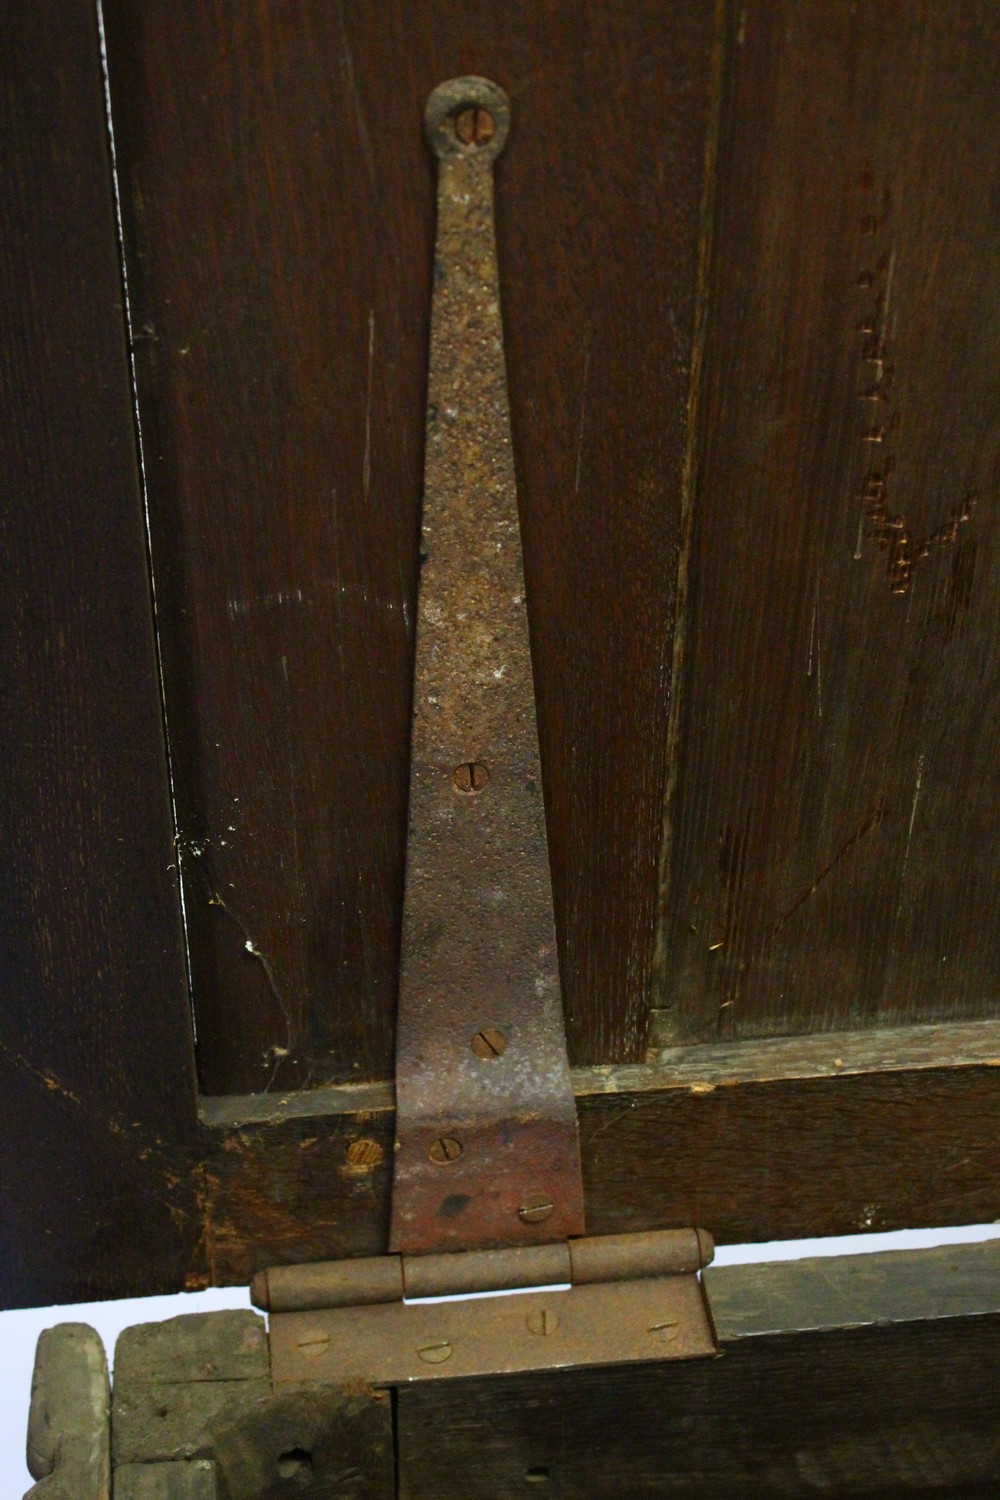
[569, 1227, 714, 1284]
[252, 1255, 403, 1313]
[254, 1228, 714, 1313]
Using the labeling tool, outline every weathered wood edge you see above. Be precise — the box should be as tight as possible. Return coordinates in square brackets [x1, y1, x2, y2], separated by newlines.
[194, 1032, 1000, 1285]
[200, 1015, 1000, 1127]
[705, 1241, 1000, 1341]
[626, 1015, 1000, 1090]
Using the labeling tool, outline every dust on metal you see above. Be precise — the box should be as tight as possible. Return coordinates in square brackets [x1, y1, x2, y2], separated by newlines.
[390, 77, 584, 1254]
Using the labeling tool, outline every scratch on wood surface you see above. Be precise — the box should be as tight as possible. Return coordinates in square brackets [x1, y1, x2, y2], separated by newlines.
[583, 1100, 638, 1150]
[651, 0, 728, 1032]
[719, 795, 888, 1022]
[895, 753, 925, 918]
[0, 1033, 191, 1201]
[208, 893, 293, 1078]
[806, 583, 823, 718]
[226, 587, 307, 621]
[338, 18, 376, 189]
[195, 1161, 217, 1287]
[1, 1039, 88, 1112]
[573, 330, 592, 495]
[769, 794, 888, 941]
[363, 306, 375, 500]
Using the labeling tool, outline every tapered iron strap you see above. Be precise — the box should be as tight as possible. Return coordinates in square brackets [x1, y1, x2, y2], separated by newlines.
[390, 78, 585, 1254]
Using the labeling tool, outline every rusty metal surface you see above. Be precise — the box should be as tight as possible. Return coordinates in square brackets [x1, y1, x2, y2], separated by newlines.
[270, 1275, 717, 1386]
[390, 77, 584, 1254]
[254, 1229, 714, 1312]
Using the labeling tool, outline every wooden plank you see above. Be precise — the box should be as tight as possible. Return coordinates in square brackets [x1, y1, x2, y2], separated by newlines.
[705, 1242, 1000, 1337]
[646, 1014, 1000, 1084]
[99, 0, 719, 1090]
[395, 1246, 1000, 1497]
[658, 0, 1000, 1043]
[195, 1053, 1000, 1283]
[0, 0, 198, 1309]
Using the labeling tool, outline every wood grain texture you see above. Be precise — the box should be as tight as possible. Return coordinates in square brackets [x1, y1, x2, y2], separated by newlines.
[195, 1061, 1000, 1284]
[705, 1242, 1000, 1337]
[197, 1105, 392, 1286]
[396, 1249, 1000, 1497]
[0, 1, 198, 1309]
[659, 0, 1000, 1042]
[99, 0, 718, 1090]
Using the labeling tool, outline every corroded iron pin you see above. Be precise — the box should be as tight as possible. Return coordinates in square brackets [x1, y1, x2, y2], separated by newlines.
[390, 78, 585, 1254]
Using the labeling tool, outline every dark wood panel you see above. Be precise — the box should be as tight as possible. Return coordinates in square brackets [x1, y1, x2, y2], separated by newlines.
[396, 1249, 1000, 1498]
[197, 1089, 391, 1286]
[0, 1, 198, 1308]
[195, 1057, 1000, 1283]
[100, 0, 719, 1090]
[659, 0, 1000, 1042]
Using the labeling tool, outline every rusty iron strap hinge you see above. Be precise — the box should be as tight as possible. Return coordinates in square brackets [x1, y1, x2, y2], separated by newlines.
[390, 77, 585, 1254]
[257, 79, 719, 1394]
[262, 1229, 717, 1385]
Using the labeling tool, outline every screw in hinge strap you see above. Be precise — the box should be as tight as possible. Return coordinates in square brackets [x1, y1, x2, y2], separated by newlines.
[518, 1193, 555, 1225]
[428, 1136, 463, 1164]
[452, 105, 496, 147]
[525, 1307, 559, 1336]
[296, 1331, 332, 1358]
[452, 761, 490, 794]
[471, 1027, 507, 1059]
[416, 1340, 453, 1365]
[425, 79, 510, 163]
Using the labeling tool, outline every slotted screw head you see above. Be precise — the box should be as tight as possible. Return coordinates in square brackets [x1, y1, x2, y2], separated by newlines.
[471, 1026, 507, 1059]
[518, 1193, 555, 1225]
[453, 105, 496, 146]
[296, 1331, 331, 1358]
[526, 1307, 558, 1336]
[417, 1340, 453, 1364]
[452, 761, 490, 794]
[428, 1136, 463, 1164]
[345, 1138, 384, 1168]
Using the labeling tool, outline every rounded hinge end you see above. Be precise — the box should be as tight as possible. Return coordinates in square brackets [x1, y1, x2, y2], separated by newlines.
[425, 76, 510, 162]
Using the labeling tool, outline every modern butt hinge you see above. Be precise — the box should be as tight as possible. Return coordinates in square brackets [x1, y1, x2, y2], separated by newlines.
[258, 77, 718, 1386]
[257, 1228, 717, 1384]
